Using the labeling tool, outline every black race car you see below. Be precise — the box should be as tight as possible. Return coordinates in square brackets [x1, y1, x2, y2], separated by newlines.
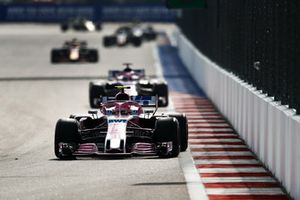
[54, 89, 188, 159]
[61, 17, 102, 32]
[89, 63, 168, 108]
[51, 38, 99, 63]
[103, 24, 157, 47]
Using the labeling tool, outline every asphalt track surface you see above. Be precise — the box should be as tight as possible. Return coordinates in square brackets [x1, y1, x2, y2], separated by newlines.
[0, 24, 189, 200]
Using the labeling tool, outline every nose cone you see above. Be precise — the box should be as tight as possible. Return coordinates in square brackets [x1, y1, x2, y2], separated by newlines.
[110, 138, 121, 149]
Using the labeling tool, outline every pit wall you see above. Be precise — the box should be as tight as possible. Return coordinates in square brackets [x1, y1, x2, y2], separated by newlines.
[174, 29, 300, 200]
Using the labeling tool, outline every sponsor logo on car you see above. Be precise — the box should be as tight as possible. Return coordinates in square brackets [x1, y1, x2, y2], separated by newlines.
[108, 119, 127, 123]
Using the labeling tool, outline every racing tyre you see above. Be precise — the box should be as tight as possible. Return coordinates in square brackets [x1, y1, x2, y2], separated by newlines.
[154, 117, 180, 158]
[131, 36, 142, 47]
[54, 118, 79, 159]
[103, 36, 116, 47]
[143, 32, 157, 41]
[51, 50, 60, 63]
[168, 114, 188, 152]
[96, 23, 102, 31]
[61, 24, 68, 32]
[89, 82, 106, 108]
[88, 49, 99, 63]
[153, 83, 169, 107]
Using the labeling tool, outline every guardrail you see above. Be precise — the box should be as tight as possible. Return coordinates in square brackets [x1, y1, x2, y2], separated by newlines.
[174, 29, 300, 199]
[0, 3, 176, 22]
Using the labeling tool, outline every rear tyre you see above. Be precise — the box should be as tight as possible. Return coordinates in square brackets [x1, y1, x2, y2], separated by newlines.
[89, 82, 106, 108]
[88, 49, 99, 63]
[51, 50, 60, 63]
[103, 36, 116, 47]
[154, 117, 180, 158]
[131, 36, 142, 47]
[143, 32, 157, 41]
[54, 118, 79, 159]
[96, 23, 102, 31]
[61, 24, 68, 32]
[153, 83, 169, 107]
[168, 114, 188, 152]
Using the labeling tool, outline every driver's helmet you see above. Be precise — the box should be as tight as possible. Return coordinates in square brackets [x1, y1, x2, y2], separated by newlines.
[115, 92, 130, 101]
[71, 38, 80, 47]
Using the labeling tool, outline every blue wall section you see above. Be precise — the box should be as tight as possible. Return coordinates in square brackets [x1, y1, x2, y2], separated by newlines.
[0, 4, 176, 22]
[158, 44, 206, 96]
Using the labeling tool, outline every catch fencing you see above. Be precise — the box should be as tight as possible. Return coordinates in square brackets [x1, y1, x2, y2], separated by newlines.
[177, 0, 300, 113]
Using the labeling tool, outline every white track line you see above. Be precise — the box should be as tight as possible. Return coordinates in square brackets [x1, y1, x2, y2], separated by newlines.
[179, 150, 209, 200]
[206, 188, 284, 195]
[152, 43, 163, 78]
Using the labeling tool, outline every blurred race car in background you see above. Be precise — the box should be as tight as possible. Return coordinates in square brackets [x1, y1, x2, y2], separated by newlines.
[61, 17, 102, 32]
[51, 38, 99, 63]
[54, 89, 188, 159]
[89, 63, 168, 108]
[103, 24, 157, 47]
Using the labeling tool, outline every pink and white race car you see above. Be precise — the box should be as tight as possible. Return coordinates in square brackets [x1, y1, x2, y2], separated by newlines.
[54, 88, 187, 159]
[89, 63, 168, 108]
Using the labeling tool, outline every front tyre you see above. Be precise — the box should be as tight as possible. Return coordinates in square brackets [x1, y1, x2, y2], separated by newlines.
[88, 49, 99, 63]
[168, 114, 188, 152]
[54, 118, 79, 159]
[154, 117, 180, 158]
[89, 82, 106, 108]
[153, 83, 169, 107]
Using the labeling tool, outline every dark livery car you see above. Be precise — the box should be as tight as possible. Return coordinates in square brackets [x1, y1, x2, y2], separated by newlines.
[103, 24, 157, 47]
[54, 89, 188, 159]
[51, 38, 99, 63]
[89, 64, 168, 108]
[61, 17, 102, 32]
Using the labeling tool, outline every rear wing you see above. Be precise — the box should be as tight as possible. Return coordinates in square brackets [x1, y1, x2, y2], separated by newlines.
[108, 69, 145, 79]
[101, 96, 157, 107]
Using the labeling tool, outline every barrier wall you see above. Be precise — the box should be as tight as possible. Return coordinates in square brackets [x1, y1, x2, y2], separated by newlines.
[0, 4, 176, 22]
[174, 30, 300, 199]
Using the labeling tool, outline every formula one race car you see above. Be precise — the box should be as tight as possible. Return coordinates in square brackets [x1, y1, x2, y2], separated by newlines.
[103, 24, 157, 47]
[61, 17, 102, 32]
[89, 63, 168, 108]
[54, 88, 188, 159]
[51, 38, 99, 63]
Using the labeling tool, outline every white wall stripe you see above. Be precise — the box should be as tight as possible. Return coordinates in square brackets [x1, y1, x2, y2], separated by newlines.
[189, 124, 230, 127]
